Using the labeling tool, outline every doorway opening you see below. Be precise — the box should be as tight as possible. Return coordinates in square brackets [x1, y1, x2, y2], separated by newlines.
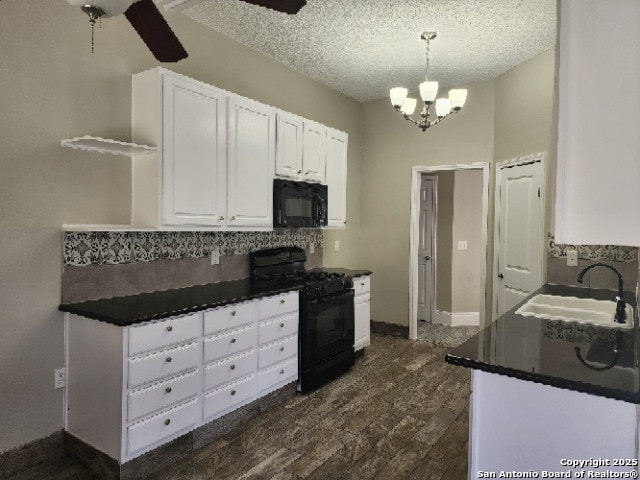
[409, 163, 490, 341]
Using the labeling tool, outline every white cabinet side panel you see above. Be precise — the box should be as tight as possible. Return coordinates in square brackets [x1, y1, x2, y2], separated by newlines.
[66, 314, 124, 459]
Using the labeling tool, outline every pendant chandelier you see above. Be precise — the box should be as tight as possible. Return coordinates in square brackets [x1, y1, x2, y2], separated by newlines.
[389, 32, 467, 132]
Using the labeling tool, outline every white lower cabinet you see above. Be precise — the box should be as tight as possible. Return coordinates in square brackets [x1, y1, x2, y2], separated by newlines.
[354, 275, 371, 351]
[65, 291, 299, 463]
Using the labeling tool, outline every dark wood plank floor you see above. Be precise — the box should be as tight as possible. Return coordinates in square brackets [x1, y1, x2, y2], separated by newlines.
[8, 333, 471, 480]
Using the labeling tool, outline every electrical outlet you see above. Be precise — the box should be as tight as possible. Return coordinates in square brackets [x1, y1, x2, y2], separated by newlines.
[210, 248, 220, 265]
[457, 240, 468, 251]
[55, 368, 66, 389]
[566, 250, 578, 267]
[334, 241, 340, 251]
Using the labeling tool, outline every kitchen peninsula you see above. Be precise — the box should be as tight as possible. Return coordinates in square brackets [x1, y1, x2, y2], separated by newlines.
[446, 284, 640, 476]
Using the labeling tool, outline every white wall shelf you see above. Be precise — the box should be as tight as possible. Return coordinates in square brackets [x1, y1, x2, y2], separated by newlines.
[61, 136, 157, 157]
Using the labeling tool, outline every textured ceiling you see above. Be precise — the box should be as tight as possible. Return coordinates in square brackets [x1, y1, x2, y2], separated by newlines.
[161, 0, 557, 102]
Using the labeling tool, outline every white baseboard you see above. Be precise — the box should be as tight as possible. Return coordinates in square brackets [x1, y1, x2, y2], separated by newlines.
[433, 310, 480, 327]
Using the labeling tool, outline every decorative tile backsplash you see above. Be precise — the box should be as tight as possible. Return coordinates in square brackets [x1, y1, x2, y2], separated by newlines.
[63, 230, 324, 267]
[547, 234, 637, 263]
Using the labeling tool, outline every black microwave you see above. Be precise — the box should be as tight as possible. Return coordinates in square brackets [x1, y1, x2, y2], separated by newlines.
[273, 179, 328, 228]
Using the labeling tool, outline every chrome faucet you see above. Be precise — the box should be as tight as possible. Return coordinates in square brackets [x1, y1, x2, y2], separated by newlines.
[577, 263, 626, 324]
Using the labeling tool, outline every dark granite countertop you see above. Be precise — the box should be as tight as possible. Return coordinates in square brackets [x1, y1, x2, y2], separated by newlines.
[445, 284, 640, 403]
[59, 279, 303, 327]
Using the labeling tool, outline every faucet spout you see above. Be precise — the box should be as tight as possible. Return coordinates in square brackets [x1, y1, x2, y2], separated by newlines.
[576, 263, 626, 323]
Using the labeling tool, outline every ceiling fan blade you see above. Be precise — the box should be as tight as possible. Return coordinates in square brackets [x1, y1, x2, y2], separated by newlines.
[239, 0, 306, 15]
[124, 0, 188, 62]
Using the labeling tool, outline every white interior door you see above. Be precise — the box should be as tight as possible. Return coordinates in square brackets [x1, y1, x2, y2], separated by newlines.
[418, 176, 435, 321]
[495, 158, 544, 317]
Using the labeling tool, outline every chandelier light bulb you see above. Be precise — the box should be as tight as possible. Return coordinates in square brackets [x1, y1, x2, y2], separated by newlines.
[435, 98, 452, 117]
[449, 89, 468, 110]
[400, 98, 418, 115]
[390, 87, 408, 109]
[419, 81, 439, 103]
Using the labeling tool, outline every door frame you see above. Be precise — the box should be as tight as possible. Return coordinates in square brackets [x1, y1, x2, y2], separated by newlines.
[409, 162, 491, 340]
[492, 152, 546, 321]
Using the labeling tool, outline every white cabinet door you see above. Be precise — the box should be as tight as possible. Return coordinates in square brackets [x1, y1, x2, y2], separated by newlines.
[227, 96, 276, 228]
[325, 128, 348, 229]
[555, 1, 640, 246]
[162, 74, 227, 226]
[275, 111, 303, 180]
[302, 120, 326, 184]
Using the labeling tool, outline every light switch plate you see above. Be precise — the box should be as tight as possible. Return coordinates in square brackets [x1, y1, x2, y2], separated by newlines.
[566, 250, 578, 267]
[55, 368, 66, 389]
[334, 241, 340, 251]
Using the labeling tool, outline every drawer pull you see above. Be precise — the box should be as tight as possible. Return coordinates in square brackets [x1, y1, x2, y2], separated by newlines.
[230, 364, 236, 370]
[280, 323, 284, 328]
[164, 419, 171, 426]
[279, 369, 285, 374]
[166, 357, 173, 363]
[165, 387, 172, 393]
[166, 325, 173, 332]
[230, 338, 237, 344]
[280, 299, 285, 304]
[231, 310, 236, 316]
[280, 346, 285, 352]
[231, 389, 236, 396]
[361, 282, 365, 286]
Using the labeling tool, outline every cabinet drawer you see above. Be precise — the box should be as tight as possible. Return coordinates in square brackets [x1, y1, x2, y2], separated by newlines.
[258, 335, 297, 369]
[259, 313, 298, 345]
[258, 358, 297, 394]
[127, 397, 199, 455]
[259, 292, 299, 319]
[353, 276, 370, 297]
[203, 325, 256, 363]
[204, 301, 256, 335]
[128, 341, 201, 388]
[204, 350, 256, 391]
[203, 375, 256, 420]
[127, 369, 200, 422]
[128, 313, 202, 357]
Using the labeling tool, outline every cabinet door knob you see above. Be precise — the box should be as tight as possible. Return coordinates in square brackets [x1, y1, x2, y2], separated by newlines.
[231, 310, 236, 316]
[165, 387, 172, 393]
[280, 299, 285, 304]
[297, 170, 302, 174]
[231, 389, 236, 396]
[361, 282, 365, 286]
[230, 364, 236, 370]
[164, 419, 171, 426]
[230, 338, 236, 344]
[280, 323, 284, 328]
[166, 325, 173, 332]
[279, 369, 285, 374]
[219, 216, 224, 221]
[166, 356, 172, 363]
[231, 216, 236, 221]
[280, 346, 285, 352]
[498, 273, 504, 279]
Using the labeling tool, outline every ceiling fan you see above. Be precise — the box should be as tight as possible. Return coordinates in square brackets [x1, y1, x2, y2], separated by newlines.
[66, 0, 307, 63]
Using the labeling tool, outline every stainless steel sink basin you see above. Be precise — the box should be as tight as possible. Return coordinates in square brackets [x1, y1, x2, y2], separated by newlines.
[516, 294, 634, 329]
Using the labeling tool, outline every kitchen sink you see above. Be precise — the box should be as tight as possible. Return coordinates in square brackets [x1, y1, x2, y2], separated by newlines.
[516, 294, 634, 329]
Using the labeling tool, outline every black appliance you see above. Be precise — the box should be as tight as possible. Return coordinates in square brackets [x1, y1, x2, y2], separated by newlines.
[273, 179, 328, 228]
[250, 247, 354, 392]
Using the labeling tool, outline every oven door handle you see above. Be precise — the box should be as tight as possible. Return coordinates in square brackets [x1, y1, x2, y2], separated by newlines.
[308, 289, 354, 304]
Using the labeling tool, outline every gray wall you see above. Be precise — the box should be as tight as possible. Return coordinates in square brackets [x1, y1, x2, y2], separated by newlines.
[0, 0, 362, 453]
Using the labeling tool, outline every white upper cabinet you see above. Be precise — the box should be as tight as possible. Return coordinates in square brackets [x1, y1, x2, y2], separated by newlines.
[302, 120, 327, 184]
[326, 127, 348, 229]
[162, 74, 227, 227]
[554, 1, 640, 246]
[131, 68, 275, 230]
[227, 96, 276, 228]
[275, 111, 304, 180]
